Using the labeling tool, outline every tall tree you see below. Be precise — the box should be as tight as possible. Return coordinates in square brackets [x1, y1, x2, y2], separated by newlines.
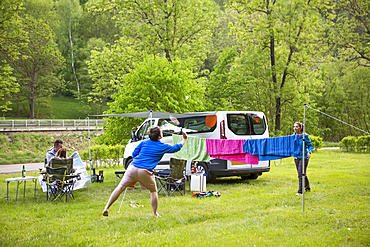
[86, 39, 140, 115]
[228, 0, 323, 133]
[54, 0, 83, 98]
[100, 55, 207, 145]
[0, 0, 27, 114]
[325, 0, 370, 67]
[313, 61, 369, 140]
[87, 0, 218, 115]
[89, 0, 217, 65]
[8, 16, 64, 119]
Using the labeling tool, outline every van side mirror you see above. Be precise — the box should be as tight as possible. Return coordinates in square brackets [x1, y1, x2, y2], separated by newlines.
[131, 131, 137, 141]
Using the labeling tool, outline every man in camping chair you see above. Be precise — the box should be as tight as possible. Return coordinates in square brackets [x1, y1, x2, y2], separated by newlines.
[46, 151, 78, 202]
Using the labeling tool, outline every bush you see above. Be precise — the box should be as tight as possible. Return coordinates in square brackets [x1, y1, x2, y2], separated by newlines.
[356, 135, 370, 152]
[309, 135, 324, 151]
[339, 136, 357, 152]
[80, 144, 126, 168]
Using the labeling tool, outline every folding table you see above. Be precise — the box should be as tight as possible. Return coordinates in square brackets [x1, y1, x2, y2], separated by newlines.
[5, 176, 39, 201]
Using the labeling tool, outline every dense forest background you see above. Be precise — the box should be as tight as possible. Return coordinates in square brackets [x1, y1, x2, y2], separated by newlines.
[0, 0, 369, 143]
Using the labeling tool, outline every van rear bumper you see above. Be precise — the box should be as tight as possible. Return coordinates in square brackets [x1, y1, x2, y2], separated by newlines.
[208, 159, 270, 178]
[210, 167, 270, 177]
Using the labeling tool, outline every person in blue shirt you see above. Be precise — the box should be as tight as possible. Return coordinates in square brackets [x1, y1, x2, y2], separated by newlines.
[103, 127, 187, 217]
[293, 122, 313, 196]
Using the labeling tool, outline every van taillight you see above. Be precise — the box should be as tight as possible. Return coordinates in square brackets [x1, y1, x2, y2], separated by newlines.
[220, 120, 227, 139]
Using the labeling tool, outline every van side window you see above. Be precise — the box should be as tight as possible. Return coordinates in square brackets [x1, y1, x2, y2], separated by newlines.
[250, 114, 266, 135]
[158, 119, 181, 136]
[182, 116, 217, 133]
[227, 114, 266, 135]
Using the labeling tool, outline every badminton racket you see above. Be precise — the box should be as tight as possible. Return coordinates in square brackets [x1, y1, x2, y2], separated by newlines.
[169, 115, 183, 134]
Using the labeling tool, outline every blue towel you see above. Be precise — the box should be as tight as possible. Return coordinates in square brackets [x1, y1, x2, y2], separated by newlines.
[243, 135, 300, 161]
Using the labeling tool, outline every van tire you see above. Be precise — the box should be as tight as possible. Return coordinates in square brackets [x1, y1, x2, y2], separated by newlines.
[197, 163, 216, 182]
[125, 158, 133, 170]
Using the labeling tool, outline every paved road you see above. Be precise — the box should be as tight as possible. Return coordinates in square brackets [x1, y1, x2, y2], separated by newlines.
[0, 163, 44, 174]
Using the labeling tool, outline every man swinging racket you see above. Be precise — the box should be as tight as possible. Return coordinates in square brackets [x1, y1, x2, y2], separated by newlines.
[103, 126, 187, 217]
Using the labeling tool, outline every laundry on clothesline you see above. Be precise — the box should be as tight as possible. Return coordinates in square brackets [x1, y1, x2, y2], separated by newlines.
[205, 139, 259, 164]
[172, 134, 210, 162]
[243, 135, 300, 161]
[173, 134, 302, 163]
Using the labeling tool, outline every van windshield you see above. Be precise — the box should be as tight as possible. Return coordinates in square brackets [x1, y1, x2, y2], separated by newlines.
[227, 113, 266, 135]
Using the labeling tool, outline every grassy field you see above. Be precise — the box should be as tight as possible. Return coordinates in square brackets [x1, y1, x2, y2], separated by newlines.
[0, 150, 369, 246]
[0, 132, 100, 165]
[2, 95, 109, 119]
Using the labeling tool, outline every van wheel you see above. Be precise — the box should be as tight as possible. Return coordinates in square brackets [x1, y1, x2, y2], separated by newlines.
[241, 174, 259, 180]
[196, 163, 215, 182]
[125, 159, 132, 170]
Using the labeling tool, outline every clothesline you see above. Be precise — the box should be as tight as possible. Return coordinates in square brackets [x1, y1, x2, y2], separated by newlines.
[172, 134, 309, 164]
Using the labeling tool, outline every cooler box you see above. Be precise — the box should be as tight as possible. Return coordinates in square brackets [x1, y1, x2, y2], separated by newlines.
[190, 173, 206, 191]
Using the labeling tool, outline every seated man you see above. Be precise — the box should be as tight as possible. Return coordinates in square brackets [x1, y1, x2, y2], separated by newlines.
[46, 139, 63, 165]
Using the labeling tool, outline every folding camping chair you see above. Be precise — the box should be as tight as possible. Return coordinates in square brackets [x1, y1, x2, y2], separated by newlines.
[46, 158, 77, 202]
[155, 158, 187, 196]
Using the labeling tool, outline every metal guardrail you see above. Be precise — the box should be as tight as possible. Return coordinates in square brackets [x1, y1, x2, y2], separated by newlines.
[0, 119, 107, 128]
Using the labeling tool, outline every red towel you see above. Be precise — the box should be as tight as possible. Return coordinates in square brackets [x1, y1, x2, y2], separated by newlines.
[206, 139, 259, 164]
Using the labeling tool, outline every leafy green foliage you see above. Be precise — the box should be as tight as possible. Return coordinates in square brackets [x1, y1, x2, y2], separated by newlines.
[0, 0, 368, 146]
[0, 0, 28, 60]
[99, 55, 207, 145]
[357, 135, 370, 152]
[223, 0, 324, 133]
[0, 0, 27, 114]
[80, 144, 125, 167]
[207, 47, 238, 110]
[339, 136, 357, 152]
[89, 0, 217, 65]
[8, 15, 64, 119]
[309, 135, 324, 151]
[340, 135, 370, 152]
[0, 64, 19, 113]
[86, 39, 141, 110]
[339, 135, 370, 152]
[53, 0, 84, 98]
[313, 62, 369, 141]
[323, 0, 370, 67]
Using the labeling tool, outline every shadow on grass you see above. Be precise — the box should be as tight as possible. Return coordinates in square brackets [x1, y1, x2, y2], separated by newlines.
[208, 176, 265, 185]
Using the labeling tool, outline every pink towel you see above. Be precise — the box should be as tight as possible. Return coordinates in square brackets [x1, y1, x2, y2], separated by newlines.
[206, 139, 259, 164]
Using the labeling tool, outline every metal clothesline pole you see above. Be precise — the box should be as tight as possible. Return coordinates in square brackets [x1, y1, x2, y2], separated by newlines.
[88, 116, 92, 182]
[302, 104, 306, 212]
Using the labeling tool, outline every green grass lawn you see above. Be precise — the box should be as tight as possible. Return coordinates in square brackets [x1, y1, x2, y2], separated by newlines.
[3, 95, 110, 119]
[0, 150, 369, 246]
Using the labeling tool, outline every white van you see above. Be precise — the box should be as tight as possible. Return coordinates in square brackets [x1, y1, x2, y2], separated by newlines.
[123, 111, 270, 181]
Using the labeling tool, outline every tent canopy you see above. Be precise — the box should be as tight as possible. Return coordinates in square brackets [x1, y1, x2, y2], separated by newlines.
[89, 111, 217, 119]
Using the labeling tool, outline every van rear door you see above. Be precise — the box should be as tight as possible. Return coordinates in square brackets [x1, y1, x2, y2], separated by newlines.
[224, 112, 270, 171]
